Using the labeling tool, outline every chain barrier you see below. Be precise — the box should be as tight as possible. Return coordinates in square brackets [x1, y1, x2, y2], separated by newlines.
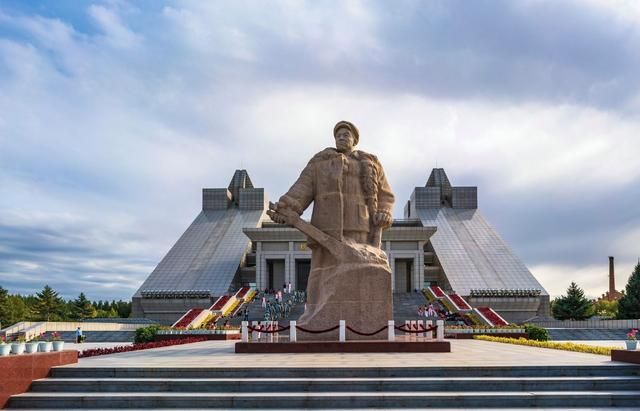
[295, 324, 340, 334]
[345, 325, 388, 336]
[247, 324, 291, 334]
[245, 322, 438, 336]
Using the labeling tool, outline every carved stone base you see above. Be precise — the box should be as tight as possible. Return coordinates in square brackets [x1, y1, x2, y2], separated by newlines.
[297, 259, 392, 341]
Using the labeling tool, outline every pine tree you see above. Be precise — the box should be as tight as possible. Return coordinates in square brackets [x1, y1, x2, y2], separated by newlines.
[71, 292, 96, 320]
[0, 286, 9, 327]
[618, 262, 640, 319]
[115, 300, 132, 318]
[552, 282, 594, 320]
[32, 285, 65, 321]
[5, 295, 28, 325]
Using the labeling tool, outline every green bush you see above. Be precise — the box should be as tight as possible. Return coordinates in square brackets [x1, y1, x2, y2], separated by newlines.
[134, 325, 160, 343]
[524, 323, 549, 341]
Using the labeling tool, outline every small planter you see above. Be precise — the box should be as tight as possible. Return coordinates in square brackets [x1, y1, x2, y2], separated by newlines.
[626, 340, 638, 351]
[11, 342, 26, 355]
[0, 344, 11, 356]
[25, 342, 40, 353]
[52, 341, 65, 352]
[38, 341, 53, 353]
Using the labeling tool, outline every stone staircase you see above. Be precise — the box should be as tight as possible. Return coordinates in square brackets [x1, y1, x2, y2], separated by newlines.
[228, 294, 307, 325]
[393, 292, 429, 322]
[8, 365, 640, 408]
[232, 293, 432, 325]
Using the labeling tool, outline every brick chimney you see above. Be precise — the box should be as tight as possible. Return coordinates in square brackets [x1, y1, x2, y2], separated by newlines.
[608, 256, 615, 296]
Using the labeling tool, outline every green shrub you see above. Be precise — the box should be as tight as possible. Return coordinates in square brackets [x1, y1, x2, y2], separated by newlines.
[524, 323, 549, 341]
[134, 325, 160, 343]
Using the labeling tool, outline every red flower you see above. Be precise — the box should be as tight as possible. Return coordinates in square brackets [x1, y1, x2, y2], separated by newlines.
[477, 307, 508, 326]
[78, 337, 207, 358]
[173, 308, 204, 328]
[449, 294, 471, 310]
[430, 285, 445, 298]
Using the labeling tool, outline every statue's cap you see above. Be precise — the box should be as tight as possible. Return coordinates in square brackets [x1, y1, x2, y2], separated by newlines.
[333, 120, 359, 145]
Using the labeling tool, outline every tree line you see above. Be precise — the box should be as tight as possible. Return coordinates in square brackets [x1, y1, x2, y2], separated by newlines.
[552, 262, 640, 320]
[0, 285, 132, 328]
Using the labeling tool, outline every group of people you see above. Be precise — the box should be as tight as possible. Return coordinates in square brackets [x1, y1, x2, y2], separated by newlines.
[261, 289, 306, 321]
[260, 282, 295, 307]
[417, 303, 448, 319]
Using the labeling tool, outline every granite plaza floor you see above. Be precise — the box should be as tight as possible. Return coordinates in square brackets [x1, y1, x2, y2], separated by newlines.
[68, 339, 625, 368]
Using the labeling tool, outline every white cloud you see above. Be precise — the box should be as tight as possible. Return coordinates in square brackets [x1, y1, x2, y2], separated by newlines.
[531, 262, 634, 299]
[0, 0, 639, 301]
[88, 4, 142, 49]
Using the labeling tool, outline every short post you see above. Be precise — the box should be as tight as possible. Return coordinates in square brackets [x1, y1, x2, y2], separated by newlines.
[404, 320, 410, 336]
[426, 320, 433, 340]
[419, 320, 426, 338]
[269, 321, 274, 343]
[388, 320, 395, 341]
[251, 321, 259, 341]
[290, 320, 297, 342]
[410, 320, 417, 341]
[436, 320, 444, 341]
[339, 320, 346, 342]
[241, 321, 248, 342]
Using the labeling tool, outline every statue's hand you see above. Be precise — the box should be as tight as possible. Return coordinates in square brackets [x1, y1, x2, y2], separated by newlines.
[373, 211, 392, 227]
[267, 201, 299, 225]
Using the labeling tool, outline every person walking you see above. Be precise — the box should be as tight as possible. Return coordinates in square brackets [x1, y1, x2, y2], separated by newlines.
[75, 326, 83, 344]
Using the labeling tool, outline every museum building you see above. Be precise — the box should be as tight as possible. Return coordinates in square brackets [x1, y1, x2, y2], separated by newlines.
[132, 169, 549, 324]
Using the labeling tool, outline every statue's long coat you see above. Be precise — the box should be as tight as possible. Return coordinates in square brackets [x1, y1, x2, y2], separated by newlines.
[280, 148, 394, 245]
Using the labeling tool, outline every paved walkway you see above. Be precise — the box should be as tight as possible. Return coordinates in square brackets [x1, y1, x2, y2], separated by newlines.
[66, 342, 133, 351]
[66, 339, 626, 368]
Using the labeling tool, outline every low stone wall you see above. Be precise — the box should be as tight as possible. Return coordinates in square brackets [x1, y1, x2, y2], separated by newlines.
[2, 321, 155, 342]
[450, 332, 528, 340]
[0, 350, 77, 408]
[532, 319, 640, 329]
[611, 349, 640, 364]
[155, 333, 239, 341]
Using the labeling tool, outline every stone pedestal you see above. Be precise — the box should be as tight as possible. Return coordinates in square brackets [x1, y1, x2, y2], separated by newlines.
[296, 245, 392, 341]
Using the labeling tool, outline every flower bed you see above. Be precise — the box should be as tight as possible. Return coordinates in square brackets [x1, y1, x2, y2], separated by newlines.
[79, 337, 207, 358]
[210, 295, 230, 311]
[449, 293, 471, 310]
[235, 287, 250, 299]
[477, 306, 509, 326]
[173, 308, 203, 328]
[474, 335, 612, 356]
[430, 285, 445, 298]
[463, 312, 484, 326]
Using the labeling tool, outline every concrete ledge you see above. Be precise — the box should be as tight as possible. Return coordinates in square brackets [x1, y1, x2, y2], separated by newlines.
[612, 349, 640, 364]
[0, 350, 77, 408]
[235, 340, 451, 353]
[450, 332, 527, 339]
[155, 333, 240, 342]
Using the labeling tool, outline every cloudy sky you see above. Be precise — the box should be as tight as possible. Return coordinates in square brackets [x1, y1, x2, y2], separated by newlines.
[1, 0, 639, 301]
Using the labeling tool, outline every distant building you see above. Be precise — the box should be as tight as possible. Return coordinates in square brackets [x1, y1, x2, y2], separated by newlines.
[599, 256, 624, 302]
[132, 168, 549, 324]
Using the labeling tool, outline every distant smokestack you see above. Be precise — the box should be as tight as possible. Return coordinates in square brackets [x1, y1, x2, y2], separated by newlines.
[609, 256, 615, 295]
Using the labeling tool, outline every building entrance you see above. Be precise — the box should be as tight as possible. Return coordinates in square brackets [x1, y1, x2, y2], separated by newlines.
[296, 259, 311, 292]
[267, 259, 285, 291]
[394, 259, 413, 293]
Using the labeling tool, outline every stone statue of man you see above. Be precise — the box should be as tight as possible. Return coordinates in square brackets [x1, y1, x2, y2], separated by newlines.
[269, 121, 395, 340]
[272, 120, 394, 248]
